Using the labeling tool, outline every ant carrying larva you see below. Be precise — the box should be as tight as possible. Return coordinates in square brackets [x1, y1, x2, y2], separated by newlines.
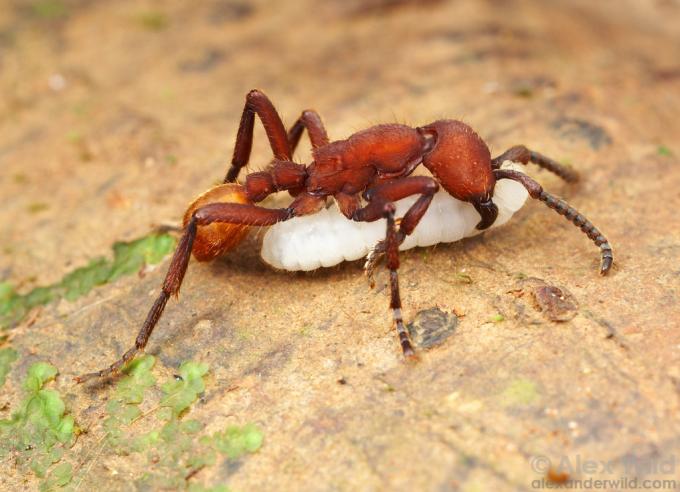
[76, 89, 612, 383]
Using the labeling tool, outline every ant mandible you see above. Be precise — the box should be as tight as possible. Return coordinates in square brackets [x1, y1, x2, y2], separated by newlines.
[76, 89, 613, 383]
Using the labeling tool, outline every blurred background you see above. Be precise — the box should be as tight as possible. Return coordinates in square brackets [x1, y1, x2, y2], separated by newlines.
[1, 1, 679, 491]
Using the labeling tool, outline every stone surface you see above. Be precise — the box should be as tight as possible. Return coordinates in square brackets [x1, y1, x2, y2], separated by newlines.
[1, 0, 680, 490]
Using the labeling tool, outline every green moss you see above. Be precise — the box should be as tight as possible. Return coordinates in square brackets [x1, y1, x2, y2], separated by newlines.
[110, 234, 176, 280]
[188, 485, 231, 492]
[31, 0, 68, 19]
[160, 361, 209, 418]
[2, 356, 260, 490]
[0, 362, 76, 488]
[13, 173, 29, 184]
[500, 378, 539, 406]
[114, 355, 157, 403]
[0, 233, 176, 329]
[66, 130, 82, 143]
[298, 324, 312, 336]
[489, 313, 505, 323]
[137, 11, 168, 31]
[104, 358, 211, 456]
[97, 359, 261, 490]
[129, 362, 215, 489]
[104, 355, 157, 449]
[658, 145, 673, 157]
[211, 423, 264, 459]
[60, 258, 111, 301]
[0, 357, 260, 490]
[456, 273, 473, 284]
[39, 462, 72, 491]
[0, 347, 18, 386]
[512, 85, 533, 98]
[27, 202, 50, 214]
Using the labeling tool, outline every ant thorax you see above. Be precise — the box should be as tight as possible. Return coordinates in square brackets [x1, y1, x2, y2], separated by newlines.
[261, 162, 528, 271]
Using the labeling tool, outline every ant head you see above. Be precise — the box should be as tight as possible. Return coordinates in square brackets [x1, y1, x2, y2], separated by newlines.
[419, 120, 498, 229]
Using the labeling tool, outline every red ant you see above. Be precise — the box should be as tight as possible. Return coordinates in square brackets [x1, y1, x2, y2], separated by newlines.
[76, 89, 613, 383]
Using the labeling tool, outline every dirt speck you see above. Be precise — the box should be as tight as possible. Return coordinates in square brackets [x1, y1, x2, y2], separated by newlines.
[524, 278, 579, 322]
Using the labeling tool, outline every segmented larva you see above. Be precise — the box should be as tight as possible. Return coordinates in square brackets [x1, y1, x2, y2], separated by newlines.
[261, 162, 529, 271]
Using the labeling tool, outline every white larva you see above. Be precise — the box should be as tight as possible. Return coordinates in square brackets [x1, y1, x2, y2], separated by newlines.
[261, 162, 529, 271]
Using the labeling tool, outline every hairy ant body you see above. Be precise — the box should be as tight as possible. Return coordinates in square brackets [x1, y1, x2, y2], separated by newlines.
[76, 90, 612, 382]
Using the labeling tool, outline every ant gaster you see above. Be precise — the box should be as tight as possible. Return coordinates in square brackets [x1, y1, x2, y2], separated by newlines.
[76, 90, 613, 383]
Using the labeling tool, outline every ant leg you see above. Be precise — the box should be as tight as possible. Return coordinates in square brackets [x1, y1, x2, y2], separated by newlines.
[352, 177, 440, 234]
[347, 177, 438, 356]
[75, 217, 199, 383]
[383, 203, 416, 357]
[351, 177, 439, 287]
[492, 145, 579, 183]
[287, 110, 330, 153]
[76, 193, 324, 383]
[494, 168, 613, 275]
[224, 90, 292, 183]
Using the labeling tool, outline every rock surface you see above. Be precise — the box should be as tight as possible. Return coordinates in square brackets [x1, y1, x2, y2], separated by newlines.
[1, 1, 679, 490]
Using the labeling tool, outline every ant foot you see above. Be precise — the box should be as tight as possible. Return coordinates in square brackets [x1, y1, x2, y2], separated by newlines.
[74, 347, 140, 384]
[364, 240, 387, 287]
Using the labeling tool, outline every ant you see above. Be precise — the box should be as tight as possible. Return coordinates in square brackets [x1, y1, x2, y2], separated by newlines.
[76, 89, 613, 383]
